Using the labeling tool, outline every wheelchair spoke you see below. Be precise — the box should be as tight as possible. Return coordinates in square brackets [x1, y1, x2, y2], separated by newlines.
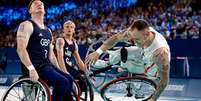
[5, 99, 12, 101]
[7, 93, 20, 100]
[2, 78, 50, 101]
[101, 76, 157, 101]
[13, 87, 23, 100]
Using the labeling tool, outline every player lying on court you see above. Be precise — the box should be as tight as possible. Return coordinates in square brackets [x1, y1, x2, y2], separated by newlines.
[85, 19, 171, 101]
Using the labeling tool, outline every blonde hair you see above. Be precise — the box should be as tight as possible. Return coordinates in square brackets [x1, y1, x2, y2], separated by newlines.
[63, 20, 76, 28]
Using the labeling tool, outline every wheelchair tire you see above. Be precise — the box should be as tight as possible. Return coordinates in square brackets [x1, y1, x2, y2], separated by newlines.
[79, 77, 94, 101]
[100, 76, 157, 101]
[1, 78, 51, 101]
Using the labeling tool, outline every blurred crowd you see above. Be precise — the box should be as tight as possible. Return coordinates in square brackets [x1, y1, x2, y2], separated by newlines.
[0, 0, 200, 48]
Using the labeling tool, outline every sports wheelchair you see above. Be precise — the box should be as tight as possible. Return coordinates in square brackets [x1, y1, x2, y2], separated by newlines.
[84, 39, 158, 101]
[1, 63, 80, 101]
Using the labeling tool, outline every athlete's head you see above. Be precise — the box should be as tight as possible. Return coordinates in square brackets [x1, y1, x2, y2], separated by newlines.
[129, 19, 151, 46]
[63, 20, 76, 36]
[28, 0, 45, 15]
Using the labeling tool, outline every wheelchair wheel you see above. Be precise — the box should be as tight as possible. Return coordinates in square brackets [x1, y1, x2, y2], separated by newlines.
[86, 81, 94, 101]
[1, 78, 51, 101]
[72, 89, 80, 101]
[100, 76, 157, 101]
[79, 77, 94, 101]
[73, 80, 81, 96]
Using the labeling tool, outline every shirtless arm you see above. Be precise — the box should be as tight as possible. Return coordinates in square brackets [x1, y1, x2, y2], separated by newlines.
[49, 37, 60, 69]
[16, 21, 39, 81]
[55, 38, 68, 73]
[151, 47, 170, 101]
[100, 29, 130, 51]
[73, 43, 86, 72]
[85, 29, 130, 64]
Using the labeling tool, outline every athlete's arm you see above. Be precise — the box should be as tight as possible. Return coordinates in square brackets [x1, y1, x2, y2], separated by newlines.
[55, 38, 68, 73]
[73, 42, 86, 72]
[85, 29, 130, 64]
[49, 37, 60, 69]
[16, 21, 39, 81]
[100, 29, 130, 51]
[151, 47, 170, 101]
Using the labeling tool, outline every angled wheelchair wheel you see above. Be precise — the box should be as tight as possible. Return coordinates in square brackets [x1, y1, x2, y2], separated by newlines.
[79, 77, 94, 101]
[73, 80, 81, 96]
[100, 76, 157, 101]
[72, 89, 80, 101]
[1, 78, 51, 101]
[72, 80, 81, 101]
[86, 81, 94, 101]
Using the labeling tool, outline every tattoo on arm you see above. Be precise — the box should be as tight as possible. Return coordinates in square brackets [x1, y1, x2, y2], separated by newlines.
[56, 38, 63, 50]
[16, 21, 33, 69]
[102, 30, 130, 48]
[100, 29, 129, 51]
[17, 22, 33, 49]
[152, 48, 170, 100]
[17, 23, 29, 39]
[17, 35, 27, 39]
[103, 34, 119, 48]
[153, 48, 170, 70]
[18, 24, 25, 32]
[153, 82, 168, 100]
[56, 39, 67, 72]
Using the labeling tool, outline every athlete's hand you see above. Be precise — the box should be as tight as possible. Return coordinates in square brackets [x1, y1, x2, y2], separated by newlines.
[29, 69, 39, 81]
[85, 51, 100, 65]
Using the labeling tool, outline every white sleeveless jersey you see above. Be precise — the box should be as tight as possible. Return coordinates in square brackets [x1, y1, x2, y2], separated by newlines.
[109, 27, 171, 77]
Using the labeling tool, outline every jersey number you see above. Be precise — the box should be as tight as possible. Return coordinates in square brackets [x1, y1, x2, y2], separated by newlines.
[44, 50, 48, 58]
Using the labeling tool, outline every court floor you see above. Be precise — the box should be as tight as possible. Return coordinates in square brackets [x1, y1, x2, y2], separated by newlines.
[1, 78, 201, 101]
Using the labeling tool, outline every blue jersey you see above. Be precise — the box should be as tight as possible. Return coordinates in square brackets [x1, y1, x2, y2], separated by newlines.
[63, 38, 77, 67]
[27, 20, 52, 68]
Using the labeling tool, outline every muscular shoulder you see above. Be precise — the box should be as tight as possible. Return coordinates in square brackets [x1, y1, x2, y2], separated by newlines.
[17, 21, 33, 34]
[153, 47, 170, 69]
[56, 38, 65, 44]
[22, 20, 32, 25]
[20, 21, 33, 29]
[153, 47, 169, 58]
[17, 21, 34, 41]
